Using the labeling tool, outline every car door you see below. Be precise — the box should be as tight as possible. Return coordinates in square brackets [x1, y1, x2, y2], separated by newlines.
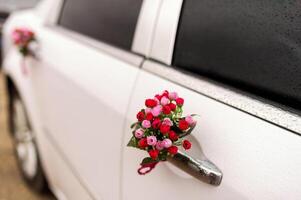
[29, 0, 146, 199]
[122, 0, 301, 199]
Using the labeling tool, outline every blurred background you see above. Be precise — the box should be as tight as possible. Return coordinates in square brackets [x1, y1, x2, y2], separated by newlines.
[0, 1, 53, 199]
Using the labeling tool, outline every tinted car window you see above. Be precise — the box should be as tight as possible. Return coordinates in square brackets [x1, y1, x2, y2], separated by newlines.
[59, 0, 143, 50]
[173, 0, 301, 111]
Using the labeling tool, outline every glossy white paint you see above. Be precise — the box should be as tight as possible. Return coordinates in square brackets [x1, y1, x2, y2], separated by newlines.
[122, 62, 301, 200]
[36, 0, 62, 25]
[132, 0, 162, 56]
[149, 0, 183, 65]
[2, 0, 301, 199]
[38, 125, 93, 200]
[30, 26, 142, 200]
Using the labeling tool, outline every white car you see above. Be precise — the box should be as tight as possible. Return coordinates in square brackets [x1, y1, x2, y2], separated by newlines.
[2, 0, 301, 199]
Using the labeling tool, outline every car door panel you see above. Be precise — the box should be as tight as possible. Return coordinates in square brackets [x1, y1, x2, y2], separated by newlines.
[122, 61, 301, 200]
[31, 27, 142, 199]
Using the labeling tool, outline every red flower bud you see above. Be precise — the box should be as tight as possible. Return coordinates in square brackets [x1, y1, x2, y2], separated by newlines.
[145, 99, 157, 108]
[138, 138, 148, 149]
[152, 118, 161, 129]
[179, 119, 189, 130]
[162, 90, 169, 97]
[168, 130, 178, 141]
[136, 111, 145, 122]
[149, 149, 159, 160]
[155, 94, 162, 101]
[175, 98, 184, 106]
[168, 103, 176, 111]
[183, 140, 192, 150]
[168, 146, 178, 155]
[162, 105, 171, 115]
[146, 113, 153, 121]
[160, 124, 170, 134]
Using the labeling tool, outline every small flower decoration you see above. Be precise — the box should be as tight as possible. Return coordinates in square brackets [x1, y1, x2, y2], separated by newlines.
[12, 27, 36, 57]
[12, 27, 36, 75]
[127, 90, 197, 175]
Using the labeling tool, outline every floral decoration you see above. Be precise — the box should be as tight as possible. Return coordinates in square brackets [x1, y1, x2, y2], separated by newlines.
[12, 27, 35, 57]
[127, 90, 197, 175]
[12, 27, 36, 75]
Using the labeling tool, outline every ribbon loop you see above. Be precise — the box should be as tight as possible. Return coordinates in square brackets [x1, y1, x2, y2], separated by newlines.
[137, 162, 158, 175]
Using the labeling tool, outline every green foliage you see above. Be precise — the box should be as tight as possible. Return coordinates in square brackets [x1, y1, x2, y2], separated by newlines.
[141, 157, 155, 164]
[127, 136, 138, 148]
[130, 122, 139, 129]
[158, 151, 168, 161]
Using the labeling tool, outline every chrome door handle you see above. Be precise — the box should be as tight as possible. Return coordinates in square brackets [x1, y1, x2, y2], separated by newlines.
[167, 150, 223, 186]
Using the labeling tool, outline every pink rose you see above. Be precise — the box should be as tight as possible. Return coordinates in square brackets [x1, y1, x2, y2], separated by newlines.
[134, 128, 144, 139]
[145, 108, 152, 114]
[185, 115, 195, 125]
[12, 32, 21, 42]
[168, 92, 178, 100]
[147, 136, 157, 146]
[155, 141, 164, 150]
[151, 105, 162, 117]
[142, 120, 151, 128]
[162, 139, 172, 148]
[160, 96, 170, 106]
[162, 118, 173, 126]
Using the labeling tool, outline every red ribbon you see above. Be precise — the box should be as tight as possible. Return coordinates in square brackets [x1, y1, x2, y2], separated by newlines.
[137, 162, 159, 175]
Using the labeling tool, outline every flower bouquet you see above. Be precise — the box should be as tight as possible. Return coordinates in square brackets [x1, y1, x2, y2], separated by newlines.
[12, 28, 36, 57]
[12, 27, 36, 74]
[127, 90, 197, 175]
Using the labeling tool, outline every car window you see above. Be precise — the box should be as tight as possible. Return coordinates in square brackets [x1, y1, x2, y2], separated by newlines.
[172, 0, 301, 112]
[58, 0, 143, 51]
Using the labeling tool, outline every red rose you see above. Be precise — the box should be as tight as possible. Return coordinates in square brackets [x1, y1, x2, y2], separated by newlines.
[136, 111, 145, 122]
[152, 118, 161, 129]
[145, 99, 157, 108]
[168, 146, 178, 155]
[168, 130, 178, 141]
[179, 119, 189, 130]
[168, 103, 176, 111]
[160, 124, 170, 134]
[183, 140, 192, 150]
[146, 113, 153, 121]
[162, 90, 169, 98]
[149, 149, 159, 160]
[162, 105, 171, 115]
[138, 138, 148, 149]
[175, 98, 184, 106]
[155, 94, 162, 101]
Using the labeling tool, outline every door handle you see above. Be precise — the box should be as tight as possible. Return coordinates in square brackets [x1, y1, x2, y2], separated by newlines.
[167, 150, 223, 186]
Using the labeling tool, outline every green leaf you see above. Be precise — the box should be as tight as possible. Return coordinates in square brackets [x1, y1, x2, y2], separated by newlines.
[158, 151, 168, 161]
[130, 122, 139, 129]
[173, 138, 183, 146]
[127, 136, 138, 148]
[19, 47, 29, 56]
[141, 157, 155, 164]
